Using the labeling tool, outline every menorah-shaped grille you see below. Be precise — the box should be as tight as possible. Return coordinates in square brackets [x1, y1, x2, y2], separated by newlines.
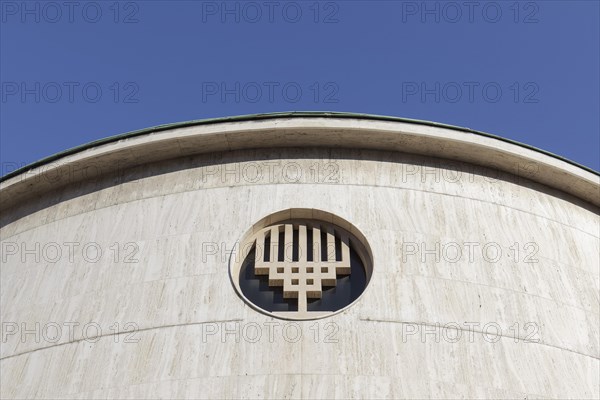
[253, 223, 351, 312]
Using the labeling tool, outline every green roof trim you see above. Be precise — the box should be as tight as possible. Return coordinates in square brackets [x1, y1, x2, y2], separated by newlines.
[1, 111, 598, 182]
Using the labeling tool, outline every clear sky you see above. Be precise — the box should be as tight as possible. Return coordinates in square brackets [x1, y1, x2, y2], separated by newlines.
[1, 0, 599, 175]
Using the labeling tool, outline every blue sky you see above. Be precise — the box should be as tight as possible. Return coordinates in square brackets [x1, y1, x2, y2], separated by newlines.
[1, 0, 599, 174]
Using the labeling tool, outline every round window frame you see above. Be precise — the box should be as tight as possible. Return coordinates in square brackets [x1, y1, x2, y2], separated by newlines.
[229, 208, 374, 321]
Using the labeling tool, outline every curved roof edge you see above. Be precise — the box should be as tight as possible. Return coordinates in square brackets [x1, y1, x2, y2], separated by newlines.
[1, 111, 598, 183]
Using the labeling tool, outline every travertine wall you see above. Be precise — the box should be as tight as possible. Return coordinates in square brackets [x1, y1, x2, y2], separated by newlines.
[1, 120, 598, 399]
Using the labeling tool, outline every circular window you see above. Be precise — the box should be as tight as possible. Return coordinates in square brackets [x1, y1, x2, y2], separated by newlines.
[229, 209, 373, 320]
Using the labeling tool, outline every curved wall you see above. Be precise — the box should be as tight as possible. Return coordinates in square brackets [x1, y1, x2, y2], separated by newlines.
[1, 116, 598, 399]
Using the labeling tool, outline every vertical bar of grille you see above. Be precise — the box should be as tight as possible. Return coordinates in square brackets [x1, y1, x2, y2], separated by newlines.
[326, 226, 336, 262]
[299, 224, 307, 262]
[339, 233, 351, 275]
[254, 229, 265, 263]
[312, 226, 321, 262]
[284, 224, 293, 262]
[341, 233, 350, 262]
[270, 226, 279, 262]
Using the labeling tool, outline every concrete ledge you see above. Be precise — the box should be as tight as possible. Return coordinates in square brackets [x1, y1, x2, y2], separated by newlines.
[1, 115, 598, 211]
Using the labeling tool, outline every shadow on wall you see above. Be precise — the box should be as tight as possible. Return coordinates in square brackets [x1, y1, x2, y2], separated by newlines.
[2, 147, 598, 229]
